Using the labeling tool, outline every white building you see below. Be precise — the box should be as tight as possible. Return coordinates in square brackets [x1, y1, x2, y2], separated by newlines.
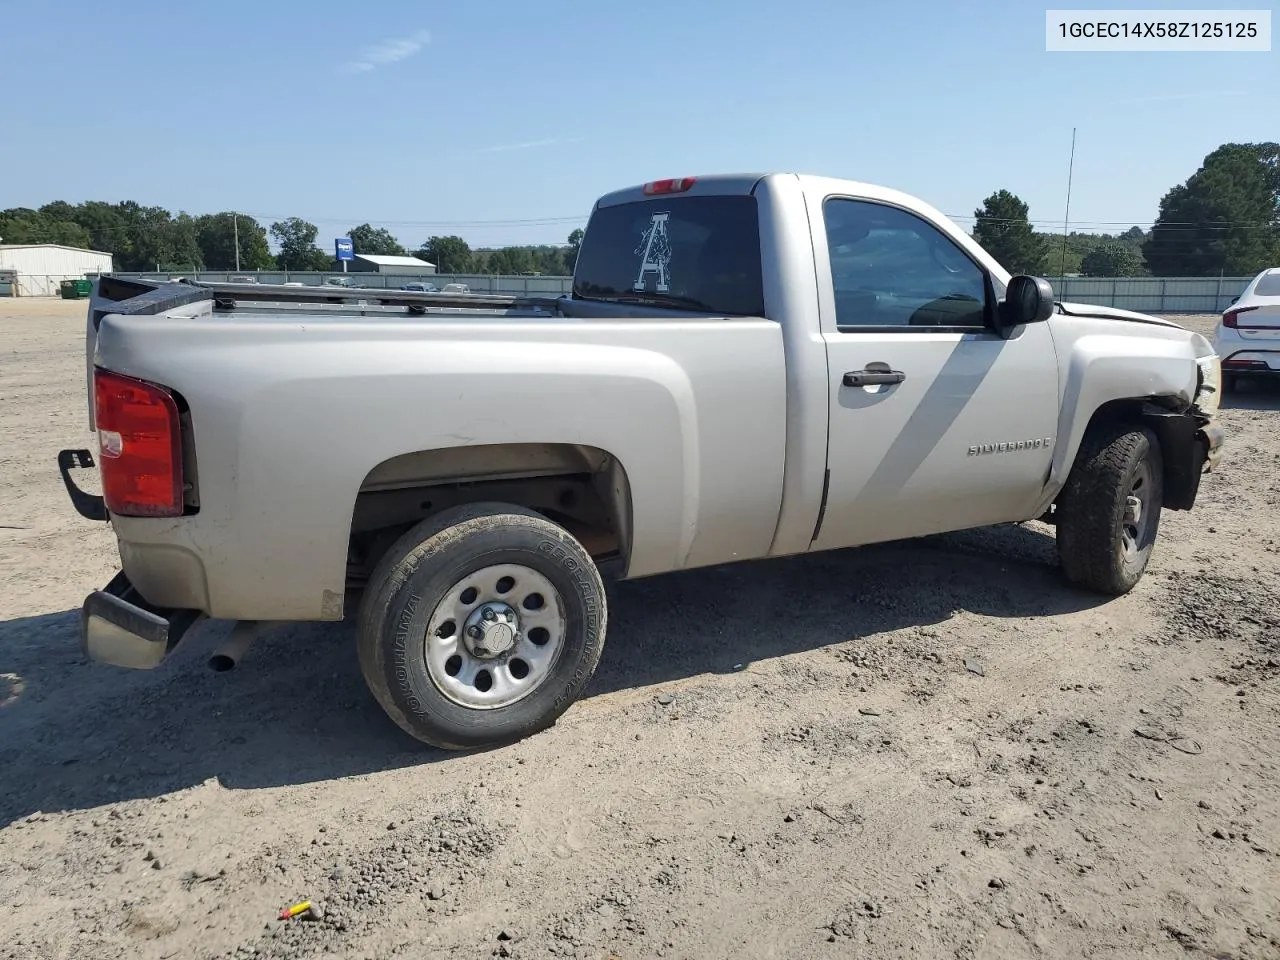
[347, 253, 437, 276]
[0, 243, 115, 296]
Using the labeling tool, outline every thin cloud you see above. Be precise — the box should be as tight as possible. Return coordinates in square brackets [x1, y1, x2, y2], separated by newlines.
[479, 136, 586, 153]
[341, 30, 430, 74]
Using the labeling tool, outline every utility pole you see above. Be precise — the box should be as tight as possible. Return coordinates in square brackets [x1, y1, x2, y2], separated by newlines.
[1059, 127, 1077, 280]
[233, 212, 241, 272]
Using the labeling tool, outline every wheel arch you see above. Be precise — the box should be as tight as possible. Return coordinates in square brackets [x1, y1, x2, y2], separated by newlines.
[345, 442, 635, 595]
[1046, 396, 1206, 519]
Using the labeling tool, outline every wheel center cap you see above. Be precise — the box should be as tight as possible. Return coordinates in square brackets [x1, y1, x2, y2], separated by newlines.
[480, 622, 515, 656]
[463, 603, 519, 659]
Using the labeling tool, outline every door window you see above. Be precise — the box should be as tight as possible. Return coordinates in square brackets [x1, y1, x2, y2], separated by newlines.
[824, 198, 990, 330]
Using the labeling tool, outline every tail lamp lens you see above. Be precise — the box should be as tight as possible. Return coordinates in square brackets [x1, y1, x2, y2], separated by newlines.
[1223, 306, 1258, 329]
[92, 368, 184, 518]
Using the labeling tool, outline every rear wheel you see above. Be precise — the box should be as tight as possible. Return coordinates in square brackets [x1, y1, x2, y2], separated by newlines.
[357, 503, 607, 750]
[1056, 425, 1163, 596]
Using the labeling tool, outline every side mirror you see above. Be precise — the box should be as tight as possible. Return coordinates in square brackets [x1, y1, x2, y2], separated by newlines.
[1230, 295, 1239, 304]
[998, 275, 1054, 335]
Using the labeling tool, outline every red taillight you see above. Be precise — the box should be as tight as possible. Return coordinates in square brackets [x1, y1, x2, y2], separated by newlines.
[93, 368, 184, 518]
[1223, 305, 1258, 329]
[1222, 358, 1268, 369]
[642, 177, 697, 196]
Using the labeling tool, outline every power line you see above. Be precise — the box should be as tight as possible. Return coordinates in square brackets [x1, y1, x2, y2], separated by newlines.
[246, 213, 588, 228]
[250, 210, 1276, 232]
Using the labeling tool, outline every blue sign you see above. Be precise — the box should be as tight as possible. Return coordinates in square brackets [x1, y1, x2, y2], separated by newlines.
[335, 237, 354, 261]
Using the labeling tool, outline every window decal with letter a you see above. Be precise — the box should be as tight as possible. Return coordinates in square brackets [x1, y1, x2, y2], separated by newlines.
[633, 211, 672, 292]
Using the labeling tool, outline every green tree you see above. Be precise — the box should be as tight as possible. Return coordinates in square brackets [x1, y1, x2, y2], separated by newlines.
[1242, 141, 1279, 219]
[271, 217, 331, 271]
[486, 246, 537, 275]
[1143, 143, 1279, 276]
[565, 228, 584, 274]
[534, 246, 567, 275]
[0, 208, 92, 248]
[73, 202, 133, 264]
[348, 223, 406, 256]
[418, 235, 472, 273]
[162, 213, 204, 270]
[195, 212, 274, 270]
[38, 200, 80, 223]
[973, 190, 1046, 275]
[1080, 242, 1141, 277]
[128, 205, 201, 271]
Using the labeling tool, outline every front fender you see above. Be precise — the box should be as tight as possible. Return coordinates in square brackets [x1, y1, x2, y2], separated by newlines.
[1039, 330, 1199, 511]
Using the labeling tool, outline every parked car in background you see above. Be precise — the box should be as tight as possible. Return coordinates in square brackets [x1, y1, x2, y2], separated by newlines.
[401, 281, 439, 292]
[229, 276, 259, 284]
[1214, 267, 1280, 392]
[440, 282, 470, 294]
[324, 276, 353, 288]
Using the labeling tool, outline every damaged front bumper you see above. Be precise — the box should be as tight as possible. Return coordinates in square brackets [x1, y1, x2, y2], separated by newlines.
[1144, 407, 1224, 512]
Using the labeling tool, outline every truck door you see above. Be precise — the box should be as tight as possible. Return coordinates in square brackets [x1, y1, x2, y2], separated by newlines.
[810, 195, 1060, 552]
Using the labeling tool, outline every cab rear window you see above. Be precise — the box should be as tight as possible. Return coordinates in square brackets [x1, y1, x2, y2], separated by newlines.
[572, 196, 765, 316]
[1255, 273, 1280, 296]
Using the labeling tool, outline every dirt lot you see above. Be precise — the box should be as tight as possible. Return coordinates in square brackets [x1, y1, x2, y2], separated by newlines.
[1, 298, 1278, 960]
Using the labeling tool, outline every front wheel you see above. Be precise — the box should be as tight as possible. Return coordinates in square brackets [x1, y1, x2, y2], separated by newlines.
[357, 503, 607, 750]
[1056, 426, 1164, 596]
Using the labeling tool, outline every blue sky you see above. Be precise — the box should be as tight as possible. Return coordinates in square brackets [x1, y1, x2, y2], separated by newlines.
[2, 0, 1275, 248]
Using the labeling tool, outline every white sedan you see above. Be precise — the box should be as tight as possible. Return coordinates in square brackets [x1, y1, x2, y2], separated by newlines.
[1214, 267, 1280, 392]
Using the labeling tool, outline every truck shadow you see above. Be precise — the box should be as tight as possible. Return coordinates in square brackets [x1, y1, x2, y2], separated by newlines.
[0, 522, 1103, 825]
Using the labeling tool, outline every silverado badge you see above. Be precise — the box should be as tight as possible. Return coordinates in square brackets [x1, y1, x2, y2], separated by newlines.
[967, 438, 1054, 456]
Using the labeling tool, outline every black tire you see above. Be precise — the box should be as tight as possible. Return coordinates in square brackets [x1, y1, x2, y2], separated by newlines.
[356, 502, 607, 750]
[1056, 425, 1163, 596]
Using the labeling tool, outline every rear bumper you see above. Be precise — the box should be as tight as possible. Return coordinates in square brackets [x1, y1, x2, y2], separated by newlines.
[82, 572, 203, 669]
[1221, 357, 1280, 375]
[1213, 328, 1280, 372]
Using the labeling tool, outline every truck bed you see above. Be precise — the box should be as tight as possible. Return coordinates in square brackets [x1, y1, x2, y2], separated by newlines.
[83, 277, 791, 621]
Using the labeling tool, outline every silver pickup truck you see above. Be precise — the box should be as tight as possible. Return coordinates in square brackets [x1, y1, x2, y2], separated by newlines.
[60, 173, 1224, 749]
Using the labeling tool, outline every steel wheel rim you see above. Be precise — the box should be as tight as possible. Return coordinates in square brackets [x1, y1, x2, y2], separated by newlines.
[1120, 460, 1154, 562]
[423, 563, 566, 710]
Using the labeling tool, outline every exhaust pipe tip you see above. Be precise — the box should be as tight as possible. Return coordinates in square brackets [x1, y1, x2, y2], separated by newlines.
[206, 620, 282, 673]
[208, 653, 237, 673]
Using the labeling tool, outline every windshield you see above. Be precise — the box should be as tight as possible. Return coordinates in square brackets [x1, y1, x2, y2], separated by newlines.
[572, 196, 765, 316]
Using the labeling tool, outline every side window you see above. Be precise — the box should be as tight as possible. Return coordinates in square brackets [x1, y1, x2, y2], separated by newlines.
[824, 197, 990, 330]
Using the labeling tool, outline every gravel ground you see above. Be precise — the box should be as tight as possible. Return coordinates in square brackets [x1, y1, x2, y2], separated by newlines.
[1, 299, 1278, 960]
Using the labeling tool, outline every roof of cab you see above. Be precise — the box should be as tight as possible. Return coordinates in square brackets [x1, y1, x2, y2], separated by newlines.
[594, 173, 779, 209]
[591, 172, 924, 211]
